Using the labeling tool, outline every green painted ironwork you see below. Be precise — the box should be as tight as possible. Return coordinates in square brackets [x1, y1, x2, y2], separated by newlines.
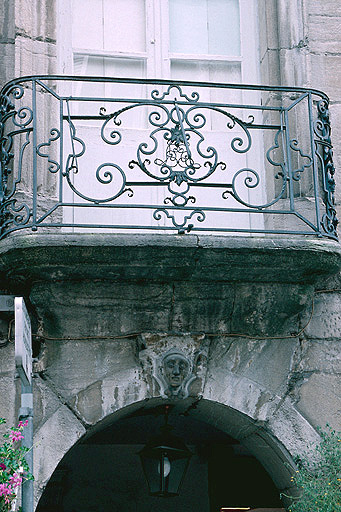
[0, 76, 337, 239]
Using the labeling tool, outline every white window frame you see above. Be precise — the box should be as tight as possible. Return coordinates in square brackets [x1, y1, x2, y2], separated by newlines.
[58, 0, 260, 84]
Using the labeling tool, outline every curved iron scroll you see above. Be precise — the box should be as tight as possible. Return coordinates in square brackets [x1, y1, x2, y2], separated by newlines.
[314, 100, 338, 238]
[0, 84, 32, 235]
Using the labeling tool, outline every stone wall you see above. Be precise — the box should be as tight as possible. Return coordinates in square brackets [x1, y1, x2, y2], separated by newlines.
[0, 233, 340, 507]
[0, 0, 57, 86]
[259, 0, 341, 228]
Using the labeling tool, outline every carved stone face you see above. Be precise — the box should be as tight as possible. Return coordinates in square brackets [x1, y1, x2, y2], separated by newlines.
[162, 354, 190, 389]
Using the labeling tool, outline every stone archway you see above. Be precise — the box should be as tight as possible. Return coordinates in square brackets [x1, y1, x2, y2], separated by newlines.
[32, 332, 322, 510]
[34, 394, 318, 511]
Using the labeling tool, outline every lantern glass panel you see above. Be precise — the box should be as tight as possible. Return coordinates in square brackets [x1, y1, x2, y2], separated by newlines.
[166, 456, 190, 495]
[140, 449, 191, 497]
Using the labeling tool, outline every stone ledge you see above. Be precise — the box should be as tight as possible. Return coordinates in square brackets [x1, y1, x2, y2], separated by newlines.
[0, 233, 340, 286]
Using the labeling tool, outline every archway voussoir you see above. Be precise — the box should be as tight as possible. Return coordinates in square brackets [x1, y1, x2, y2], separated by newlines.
[33, 405, 86, 507]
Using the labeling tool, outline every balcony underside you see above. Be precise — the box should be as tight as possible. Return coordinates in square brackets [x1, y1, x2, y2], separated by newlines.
[0, 233, 340, 286]
[1, 233, 340, 338]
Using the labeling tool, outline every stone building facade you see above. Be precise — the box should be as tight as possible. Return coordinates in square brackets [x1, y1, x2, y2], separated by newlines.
[0, 1, 340, 511]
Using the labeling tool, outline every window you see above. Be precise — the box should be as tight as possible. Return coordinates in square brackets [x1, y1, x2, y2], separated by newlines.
[57, 0, 262, 233]
[59, 0, 258, 84]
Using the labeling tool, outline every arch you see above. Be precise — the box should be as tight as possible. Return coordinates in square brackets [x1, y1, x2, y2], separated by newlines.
[34, 388, 320, 509]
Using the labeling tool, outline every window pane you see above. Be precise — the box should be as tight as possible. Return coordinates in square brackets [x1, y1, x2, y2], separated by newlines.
[72, 56, 106, 110]
[170, 0, 208, 54]
[72, 0, 104, 50]
[208, 0, 240, 55]
[103, 0, 146, 53]
[72, 55, 146, 120]
[171, 60, 241, 84]
[73, 55, 145, 79]
[72, 0, 146, 53]
[169, 0, 240, 56]
[72, 54, 145, 113]
[104, 57, 146, 100]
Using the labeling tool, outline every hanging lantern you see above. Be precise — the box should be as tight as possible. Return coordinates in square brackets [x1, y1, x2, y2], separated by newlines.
[139, 413, 192, 497]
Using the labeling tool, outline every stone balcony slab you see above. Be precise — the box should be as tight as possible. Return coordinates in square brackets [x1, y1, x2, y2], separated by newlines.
[0, 233, 340, 286]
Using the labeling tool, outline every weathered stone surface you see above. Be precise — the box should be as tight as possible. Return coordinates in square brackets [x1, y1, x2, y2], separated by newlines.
[33, 376, 64, 431]
[0, 342, 15, 375]
[40, 339, 139, 399]
[258, 0, 279, 63]
[279, 48, 309, 87]
[297, 373, 341, 430]
[1, 234, 340, 287]
[263, 0, 279, 49]
[315, 270, 341, 291]
[0, 42, 15, 87]
[308, 15, 341, 54]
[277, 0, 304, 49]
[308, 0, 341, 16]
[68, 369, 147, 425]
[0, 0, 15, 49]
[209, 337, 299, 395]
[100, 370, 147, 417]
[171, 282, 235, 332]
[298, 339, 341, 373]
[0, 0, 15, 85]
[72, 380, 103, 425]
[203, 366, 280, 422]
[330, 104, 341, 199]
[30, 281, 172, 337]
[13, 235, 335, 339]
[257, 0, 268, 59]
[310, 53, 341, 99]
[266, 397, 321, 456]
[0, 343, 17, 435]
[15, 0, 57, 41]
[29, 279, 313, 338]
[34, 405, 85, 505]
[260, 49, 281, 86]
[14, 36, 56, 77]
[304, 291, 341, 338]
[0, 375, 17, 434]
[230, 284, 312, 336]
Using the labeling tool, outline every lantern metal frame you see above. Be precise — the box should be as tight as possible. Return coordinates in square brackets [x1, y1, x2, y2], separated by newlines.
[139, 410, 192, 497]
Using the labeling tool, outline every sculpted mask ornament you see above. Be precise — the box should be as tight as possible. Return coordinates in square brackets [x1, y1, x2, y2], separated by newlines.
[139, 336, 209, 399]
[159, 349, 193, 398]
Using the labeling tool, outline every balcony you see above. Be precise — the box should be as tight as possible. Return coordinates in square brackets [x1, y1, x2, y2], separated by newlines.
[0, 76, 337, 240]
[0, 76, 341, 343]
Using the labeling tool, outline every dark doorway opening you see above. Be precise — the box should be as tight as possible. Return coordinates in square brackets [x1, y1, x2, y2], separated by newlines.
[36, 404, 284, 512]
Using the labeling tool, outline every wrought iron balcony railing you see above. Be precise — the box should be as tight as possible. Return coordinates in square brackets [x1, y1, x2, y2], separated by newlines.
[0, 76, 337, 239]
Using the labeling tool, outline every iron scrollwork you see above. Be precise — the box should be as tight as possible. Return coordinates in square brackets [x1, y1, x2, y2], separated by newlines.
[37, 128, 61, 173]
[314, 99, 338, 239]
[64, 103, 132, 204]
[289, 139, 313, 182]
[0, 84, 32, 235]
[0, 77, 338, 238]
[222, 128, 287, 209]
[100, 84, 258, 230]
